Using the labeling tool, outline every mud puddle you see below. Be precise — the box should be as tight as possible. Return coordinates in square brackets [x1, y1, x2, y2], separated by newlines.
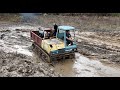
[53, 59, 75, 77]
[54, 53, 120, 77]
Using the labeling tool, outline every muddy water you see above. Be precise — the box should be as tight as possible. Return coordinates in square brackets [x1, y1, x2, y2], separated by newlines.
[53, 59, 75, 77]
[54, 53, 120, 77]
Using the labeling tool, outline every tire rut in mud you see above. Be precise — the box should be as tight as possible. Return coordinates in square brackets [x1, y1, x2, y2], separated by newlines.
[77, 41, 120, 63]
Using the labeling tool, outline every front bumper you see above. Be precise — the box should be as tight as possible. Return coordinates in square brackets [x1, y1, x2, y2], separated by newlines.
[50, 49, 75, 60]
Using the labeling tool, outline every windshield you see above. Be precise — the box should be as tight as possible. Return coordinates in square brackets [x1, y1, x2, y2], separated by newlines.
[57, 29, 76, 42]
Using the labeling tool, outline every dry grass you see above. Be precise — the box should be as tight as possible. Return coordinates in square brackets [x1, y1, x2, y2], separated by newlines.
[0, 14, 21, 22]
[0, 14, 120, 31]
[36, 15, 120, 32]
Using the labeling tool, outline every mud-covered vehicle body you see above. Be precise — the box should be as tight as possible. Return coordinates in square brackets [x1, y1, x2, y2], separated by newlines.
[30, 25, 77, 62]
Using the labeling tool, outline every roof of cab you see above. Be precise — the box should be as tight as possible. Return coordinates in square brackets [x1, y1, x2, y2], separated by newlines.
[58, 26, 75, 30]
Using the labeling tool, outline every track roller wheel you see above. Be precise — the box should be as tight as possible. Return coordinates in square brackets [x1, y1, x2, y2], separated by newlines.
[41, 53, 51, 63]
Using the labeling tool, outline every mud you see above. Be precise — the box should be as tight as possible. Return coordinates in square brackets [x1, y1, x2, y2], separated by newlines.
[0, 51, 60, 77]
[0, 24, 61, 77]
[53, 52, 120, 77]
[76, 31, 120, 64]
[0, 14, 120, 77]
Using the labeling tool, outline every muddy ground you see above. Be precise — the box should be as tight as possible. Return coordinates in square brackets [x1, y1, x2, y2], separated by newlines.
[0, 14, 120, 77]
[0, 23, 61, 77]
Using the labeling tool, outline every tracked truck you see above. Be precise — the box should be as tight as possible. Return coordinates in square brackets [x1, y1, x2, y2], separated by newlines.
[30, 26, 77, 63]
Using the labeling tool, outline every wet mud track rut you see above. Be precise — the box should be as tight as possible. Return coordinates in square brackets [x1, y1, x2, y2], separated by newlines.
[76, 31, 120, 64]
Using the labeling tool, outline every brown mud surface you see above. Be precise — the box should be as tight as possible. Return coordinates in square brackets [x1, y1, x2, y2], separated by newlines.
[0, 14, 120, 77]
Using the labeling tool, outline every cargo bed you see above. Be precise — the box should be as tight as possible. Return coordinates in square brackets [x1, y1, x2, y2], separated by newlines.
[30, 31, 43, 46]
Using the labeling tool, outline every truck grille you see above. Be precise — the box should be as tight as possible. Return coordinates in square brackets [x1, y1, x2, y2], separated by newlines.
[58, 49, 65, 54]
